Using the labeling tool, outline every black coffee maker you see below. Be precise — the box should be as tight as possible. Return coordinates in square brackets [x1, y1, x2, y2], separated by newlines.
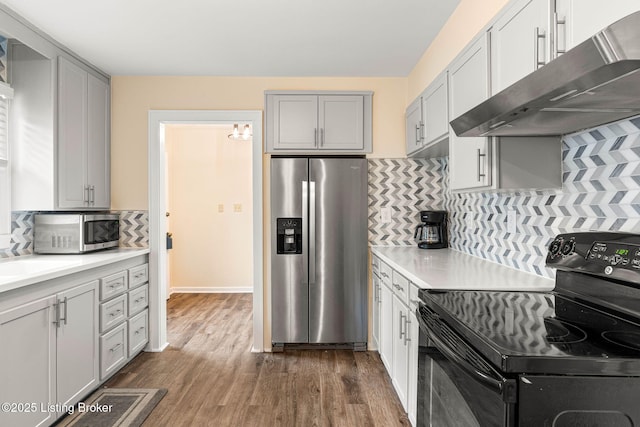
[414, 210, 447, 249]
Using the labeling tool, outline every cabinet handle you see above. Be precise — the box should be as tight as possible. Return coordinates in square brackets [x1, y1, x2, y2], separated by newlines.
[109, 309, 122, 317]
[134, 326, 145, 335]
[477, 149, 486, 182]
[381, 272, 389, 279]
[404, 316, 412, 346]
[415, 124, 421, 144]
[320, 128, 325, 146]
[399, 312, 407, 340]
[52, 301, 61, 327]
[84, 186, 90, 205]
[553, 12, 566, 58]
[534, 27, 546, 69]
[314, 128, 318, 146]
[90, 185, 95, 205]
[377, 286, 382, 304]
[60, 297, 68, 325]
[110, 343, 122, 353]
[420, 121, 425, 142]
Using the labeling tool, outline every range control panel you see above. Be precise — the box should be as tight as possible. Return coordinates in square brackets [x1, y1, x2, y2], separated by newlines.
[547, 232, 640, 280]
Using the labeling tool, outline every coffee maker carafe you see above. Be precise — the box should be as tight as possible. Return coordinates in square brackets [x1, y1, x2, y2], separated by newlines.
[414, 210, 447, 249]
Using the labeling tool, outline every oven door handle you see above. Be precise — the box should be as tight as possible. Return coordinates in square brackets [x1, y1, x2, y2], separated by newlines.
[427, 329, 507, 395]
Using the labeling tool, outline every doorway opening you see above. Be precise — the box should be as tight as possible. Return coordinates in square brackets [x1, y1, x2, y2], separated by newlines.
[164, 123, 253, 295]
[148, 110, 263, 353]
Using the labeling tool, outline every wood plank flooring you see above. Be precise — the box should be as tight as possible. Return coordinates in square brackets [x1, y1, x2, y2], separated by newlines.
[105, 293, 410, 427]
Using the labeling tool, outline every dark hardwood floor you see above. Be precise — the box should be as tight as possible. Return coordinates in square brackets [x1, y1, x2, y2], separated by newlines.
[105, 293, 410, 426]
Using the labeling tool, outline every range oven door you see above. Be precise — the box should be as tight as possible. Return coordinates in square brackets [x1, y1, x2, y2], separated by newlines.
[417, 303, 517, 427]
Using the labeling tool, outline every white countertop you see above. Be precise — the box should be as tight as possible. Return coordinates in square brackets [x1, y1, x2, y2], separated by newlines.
[371, 246, 554, 292]
[0, 248, 150, 294]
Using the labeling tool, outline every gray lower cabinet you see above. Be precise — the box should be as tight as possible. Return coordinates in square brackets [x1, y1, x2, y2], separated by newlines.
[0, 256, 148, 427]
[0, 280, 98, 427]
[0, 296, 57, 427]
[372, 255, 420, 426]
[98, 263, 149, 381]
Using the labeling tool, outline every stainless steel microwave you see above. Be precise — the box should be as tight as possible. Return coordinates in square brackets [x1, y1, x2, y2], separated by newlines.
[34, 213, 120, 254]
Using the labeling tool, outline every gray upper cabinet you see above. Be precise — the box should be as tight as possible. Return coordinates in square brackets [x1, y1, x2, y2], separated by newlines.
[406, 71, 449, 158]
[554, 0, 639, 59]
[405, 97, 423, 155]
[449, 33, 493, 191]
[265, 91, 372, 154]
[58, 56, 110, 209]
[7, 10, 111, 212]
[491, 0, 550, 94]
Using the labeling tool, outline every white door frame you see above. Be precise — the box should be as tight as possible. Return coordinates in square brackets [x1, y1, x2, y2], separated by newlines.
[147, 110, 264, 352]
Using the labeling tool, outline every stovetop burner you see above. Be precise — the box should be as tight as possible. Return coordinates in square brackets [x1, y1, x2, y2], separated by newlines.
[544, 318, 587, 344]
[602, 331, 640, 351]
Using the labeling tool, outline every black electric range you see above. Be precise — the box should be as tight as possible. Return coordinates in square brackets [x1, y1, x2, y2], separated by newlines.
[416, 232, 640, 427]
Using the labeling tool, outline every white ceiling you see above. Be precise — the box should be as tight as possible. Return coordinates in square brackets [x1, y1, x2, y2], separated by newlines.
[0, 0, 460, 76]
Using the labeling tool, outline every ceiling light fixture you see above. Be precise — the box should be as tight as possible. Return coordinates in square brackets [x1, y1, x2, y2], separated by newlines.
[228, 124, 252, 141]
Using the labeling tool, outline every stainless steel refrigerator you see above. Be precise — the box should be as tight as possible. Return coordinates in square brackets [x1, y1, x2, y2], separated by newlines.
[271, 157, 368, 350]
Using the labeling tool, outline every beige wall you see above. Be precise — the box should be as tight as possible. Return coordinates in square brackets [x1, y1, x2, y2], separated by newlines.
[111, 76, 407, 210]
[406, 0, 509, 102]
[165, 124, 253, 291]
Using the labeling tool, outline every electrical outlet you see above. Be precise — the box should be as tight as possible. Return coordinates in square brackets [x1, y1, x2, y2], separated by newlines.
[218, 204, 224, 213]
[507, 209, 517, 233]
[233, 204, 242, 213]
[380, 207, 392, 223]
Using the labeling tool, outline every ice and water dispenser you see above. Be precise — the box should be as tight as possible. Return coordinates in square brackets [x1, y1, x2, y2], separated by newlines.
[276, 218, 303, 254]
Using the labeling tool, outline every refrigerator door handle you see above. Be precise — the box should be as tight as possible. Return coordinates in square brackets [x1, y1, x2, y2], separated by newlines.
[309, 181, 316, 286]
[302, 181, 309, 286]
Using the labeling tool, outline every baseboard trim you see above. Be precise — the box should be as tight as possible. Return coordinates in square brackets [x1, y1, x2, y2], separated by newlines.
[170, 286, 253, 294]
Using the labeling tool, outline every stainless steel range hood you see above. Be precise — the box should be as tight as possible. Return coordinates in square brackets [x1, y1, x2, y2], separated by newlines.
[450, 11, 640, 138]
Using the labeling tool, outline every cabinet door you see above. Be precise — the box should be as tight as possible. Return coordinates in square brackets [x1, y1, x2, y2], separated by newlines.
[271, 95, 318, 150]
[379, 283, 393, 373]
[87, 74, 110, 209]
[56, 281, 99, 409]
[407, 309, 419, 426]
[449, 34, 493, 191]
[492, 0, 550, 93]
[372, 273, 381, 350]
[405, 97, 423, 155]
[58, 56, 88, 209]
[422, 72, 449, 145]
[392, 294, 409, 410]
[0, 296, 57, 427]
[555, 0, 639, 56]
[318, 95, 364, 150]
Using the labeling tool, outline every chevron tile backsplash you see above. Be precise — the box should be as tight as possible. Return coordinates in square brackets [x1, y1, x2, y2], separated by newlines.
[368, 115, 640, 280]
[118, 210, 149, 248]
[368, 158, 444, 245]
[444, 115, 640, 279]
[0, 212, 34, 258]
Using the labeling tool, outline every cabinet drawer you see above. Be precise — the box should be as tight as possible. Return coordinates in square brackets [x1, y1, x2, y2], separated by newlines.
[380, 261, 393, 287]
[128, 284, 148, 316]
[372, 256, 380, 277]
[128, 264, 149, 289]
[100, 322, 127, 380]
[100, 271, 128, 301]
[99, 294, 128, 333]
[391, 270, 409, 304]
[128, 309, 148, 358]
